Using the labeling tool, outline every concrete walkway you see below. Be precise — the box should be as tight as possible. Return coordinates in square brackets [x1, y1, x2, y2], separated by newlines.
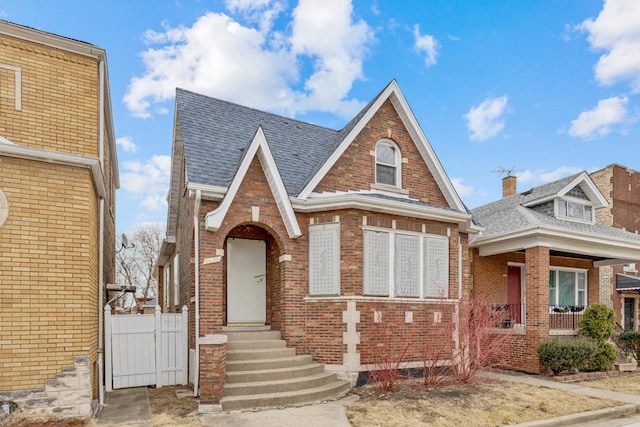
[199, 395, 357, 427]
[95, 372, 640, 427]
[96, 387, 152, 426]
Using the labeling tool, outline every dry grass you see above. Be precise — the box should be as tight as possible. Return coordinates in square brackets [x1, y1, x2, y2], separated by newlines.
[578, 372, 640, 395]
[147, 386, 201, 426]
[347, 379, 623, 427]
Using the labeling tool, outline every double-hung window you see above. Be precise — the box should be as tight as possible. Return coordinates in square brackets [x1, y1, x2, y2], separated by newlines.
[549, 268, 586, 309]
[363, 228, 449, 298]
[556, 199, 593, 223]
[375, 140, 400, 187]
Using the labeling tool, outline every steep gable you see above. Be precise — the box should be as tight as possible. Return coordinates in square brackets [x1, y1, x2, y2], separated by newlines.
[313, 98, 448, 207]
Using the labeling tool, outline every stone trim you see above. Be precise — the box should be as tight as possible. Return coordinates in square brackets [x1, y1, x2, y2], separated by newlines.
[0, 355, 92, 419]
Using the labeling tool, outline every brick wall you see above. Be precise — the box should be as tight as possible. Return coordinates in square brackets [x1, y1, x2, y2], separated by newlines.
[0, 159, 98, 392]
[0, 34, 99, 157]
[0, 28, 115, 414]
[314, 99, 448, 207]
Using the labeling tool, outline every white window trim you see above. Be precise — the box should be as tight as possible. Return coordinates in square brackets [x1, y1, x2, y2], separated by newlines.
[548, 266, 588, 309]
[0, 188, 8, 228]
[554, 197, 595, 225]
[375, 139, 402, 188]
[363, 225, 449, 299]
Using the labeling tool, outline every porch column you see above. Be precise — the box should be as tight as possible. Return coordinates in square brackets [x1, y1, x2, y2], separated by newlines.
[524, 246, 550, 373]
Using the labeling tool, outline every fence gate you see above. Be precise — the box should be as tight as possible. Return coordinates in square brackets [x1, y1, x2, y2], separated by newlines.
[105, 305, 188, 391]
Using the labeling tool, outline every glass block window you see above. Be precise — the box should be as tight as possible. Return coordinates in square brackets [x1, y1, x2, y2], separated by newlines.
[424, 237, 449, 298]
[309, 223, 341, 295]
[363, 230, 390, 295]
[394, 234, 420, 297]
[363, 227, 450, 299]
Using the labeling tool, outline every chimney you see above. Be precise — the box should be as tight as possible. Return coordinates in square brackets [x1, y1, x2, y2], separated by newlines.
[502, 175, 517, 198]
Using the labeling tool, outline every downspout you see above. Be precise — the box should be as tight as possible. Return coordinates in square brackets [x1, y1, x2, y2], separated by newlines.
[193, 189, 202, 397]
[97, 59, 106, 406]
[458, 236, 463, 299]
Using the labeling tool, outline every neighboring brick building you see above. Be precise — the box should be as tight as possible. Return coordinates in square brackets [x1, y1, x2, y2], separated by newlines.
[0, 21, 118, 416]
[471, 173, 640, 373]
[157, 80, 480, 409]
[591, 164, 640, 331]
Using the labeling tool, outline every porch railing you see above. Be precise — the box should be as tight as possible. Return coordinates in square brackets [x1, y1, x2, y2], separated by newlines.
[549, 305, 584, 330]
[489, 303, 525, 328]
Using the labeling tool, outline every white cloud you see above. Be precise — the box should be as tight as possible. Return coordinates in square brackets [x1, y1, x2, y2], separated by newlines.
[569, 96, 628, 139]
[413, 24, 438, 67]
[120, 155, 172, 212]
[116, 136, 137, 153]
[518, 166, 584, 185]
[578, 0, 640, 92]
[451, 177, 474, 198]
[464, 96, 509, 141]
[124, 0, 373, 119]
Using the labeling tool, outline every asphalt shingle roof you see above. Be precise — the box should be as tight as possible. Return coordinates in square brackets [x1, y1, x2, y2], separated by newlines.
[176, 88, 379, 196]
[470, 173, 640, 243]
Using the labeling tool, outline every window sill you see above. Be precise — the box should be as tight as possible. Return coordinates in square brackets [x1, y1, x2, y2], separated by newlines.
[370, 183, 409, 195]
[304, 295, 457, 304]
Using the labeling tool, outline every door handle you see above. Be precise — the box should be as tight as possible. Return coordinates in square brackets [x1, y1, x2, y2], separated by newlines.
[254, 274, 266, 285]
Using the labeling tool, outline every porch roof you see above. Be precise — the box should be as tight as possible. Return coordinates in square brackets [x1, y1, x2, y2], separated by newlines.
[470, 174, 640, 265]
[617, 274, 640, 291]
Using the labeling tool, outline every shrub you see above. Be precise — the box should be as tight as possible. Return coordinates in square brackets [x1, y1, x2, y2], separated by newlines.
[538, 340, 596, 375]
[583, 342, 617, 372]
[578, 304, 615, 342]
[617, 331, 640, 367]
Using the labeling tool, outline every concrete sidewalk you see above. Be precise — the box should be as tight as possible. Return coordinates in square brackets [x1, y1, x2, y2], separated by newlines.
[96, 387, 152, 426]
[483, 371, 640, 427]
[199, 395, 357, 427]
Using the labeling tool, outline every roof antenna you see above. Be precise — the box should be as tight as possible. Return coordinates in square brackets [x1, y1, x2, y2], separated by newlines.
[492, 166, 522, 177]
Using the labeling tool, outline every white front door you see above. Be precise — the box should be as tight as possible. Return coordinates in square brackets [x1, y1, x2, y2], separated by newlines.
[227, 238, 267, 324]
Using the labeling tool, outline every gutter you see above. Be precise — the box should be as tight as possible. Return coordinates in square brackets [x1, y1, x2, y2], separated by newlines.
[193, 190, 202, 397]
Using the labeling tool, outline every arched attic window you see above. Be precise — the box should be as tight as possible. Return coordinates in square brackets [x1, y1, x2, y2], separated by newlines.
[375, 140, 401, 187]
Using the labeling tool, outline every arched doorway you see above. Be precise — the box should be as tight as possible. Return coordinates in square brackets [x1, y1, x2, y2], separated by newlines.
[224, 224, 282, 326]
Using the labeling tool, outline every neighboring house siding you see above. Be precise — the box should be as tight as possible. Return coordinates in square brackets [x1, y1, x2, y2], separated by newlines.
[313, 99, 449, 207]
[0, 160, 98, 391]
[0, 25, 115, 416]
[0, 34, 99, 157]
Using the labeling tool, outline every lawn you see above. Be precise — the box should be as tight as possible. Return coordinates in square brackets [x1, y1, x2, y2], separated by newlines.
[577, 372, 640, 395]
[346, 378, 623, 427]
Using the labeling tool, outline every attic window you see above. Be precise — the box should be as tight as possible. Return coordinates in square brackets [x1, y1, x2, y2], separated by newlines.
[556, 199, 593, 223]
[375, 140, 401, 187]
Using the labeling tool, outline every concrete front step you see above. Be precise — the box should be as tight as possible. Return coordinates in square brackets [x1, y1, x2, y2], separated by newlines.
[224, 330, 281, 341]
[227, 339, 286, 351]
[227, 347, 296, 361]
[220, 380, 351, 411]
[226, 355, 313, 372]
[223, 372, 340, 396]
[225, 363, 325, 383]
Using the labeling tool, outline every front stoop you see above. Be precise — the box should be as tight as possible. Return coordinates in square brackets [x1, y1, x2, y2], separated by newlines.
[221, 330, 350, 411]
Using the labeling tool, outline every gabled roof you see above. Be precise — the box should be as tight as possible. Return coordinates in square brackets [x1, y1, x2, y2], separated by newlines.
[174, 80, 467, 213]
[175, 88, 339, 196]
[203, 127, 301, 239]
[470, 172, 640, 264]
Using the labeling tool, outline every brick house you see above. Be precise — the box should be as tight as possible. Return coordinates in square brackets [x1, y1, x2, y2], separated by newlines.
[591, 164, 640, 332]
[156, 80, 480, 409]
[0, 21, 118, 416]
[470, 173, 640, 373]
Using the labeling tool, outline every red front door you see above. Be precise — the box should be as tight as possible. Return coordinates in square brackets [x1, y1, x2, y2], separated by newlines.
[507, 266, 522, 324]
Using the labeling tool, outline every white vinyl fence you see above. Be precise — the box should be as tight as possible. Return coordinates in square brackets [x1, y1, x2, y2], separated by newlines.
[105, 305, 188, 391]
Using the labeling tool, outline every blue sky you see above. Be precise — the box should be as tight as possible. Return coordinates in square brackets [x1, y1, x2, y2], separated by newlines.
[3, 0, 639, 233]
